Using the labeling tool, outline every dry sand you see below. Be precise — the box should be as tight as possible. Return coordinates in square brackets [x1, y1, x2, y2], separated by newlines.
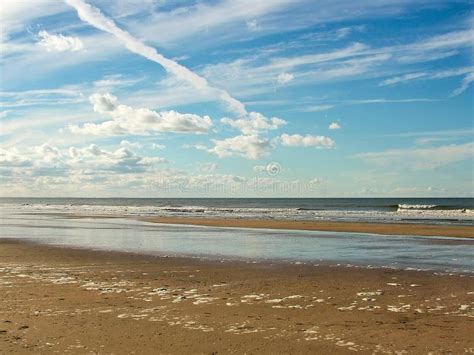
[0, 240, 473, 354]
[141, 216, 474, 238]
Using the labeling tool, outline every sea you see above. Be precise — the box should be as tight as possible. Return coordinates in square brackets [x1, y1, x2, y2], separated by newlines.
[0, 197, 473, 272]
[0, 197, 472, 225]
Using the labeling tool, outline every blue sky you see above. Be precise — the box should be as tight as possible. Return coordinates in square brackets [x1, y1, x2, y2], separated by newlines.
[0, 0, 473, 197]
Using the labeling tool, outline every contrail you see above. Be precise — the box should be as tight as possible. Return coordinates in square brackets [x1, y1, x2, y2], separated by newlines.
[65, 0, 247, 117]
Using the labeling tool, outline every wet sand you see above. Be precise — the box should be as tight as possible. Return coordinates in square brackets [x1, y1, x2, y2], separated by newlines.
[141, 216, 474, 238]
[0, 240, 473, 354]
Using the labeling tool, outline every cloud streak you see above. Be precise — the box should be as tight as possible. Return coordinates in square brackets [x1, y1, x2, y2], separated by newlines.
[65, 0, 247, 116]
[356, 142, 474, 169]
[452, 72, 474, 96]
[380, 67, 474, 89]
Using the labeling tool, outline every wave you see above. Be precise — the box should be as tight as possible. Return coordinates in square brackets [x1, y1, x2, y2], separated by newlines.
[397, 204, 473, 213]
[2, 203, 473, 226]
[397, 204, 438, 210]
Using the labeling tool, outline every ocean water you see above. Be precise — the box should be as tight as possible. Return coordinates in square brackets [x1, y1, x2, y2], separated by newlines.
[0, 211, 473, 273]
[0, 197, 472, 225]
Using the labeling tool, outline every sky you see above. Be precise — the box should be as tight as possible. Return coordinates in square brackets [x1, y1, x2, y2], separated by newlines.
[0, 0, 473, 197]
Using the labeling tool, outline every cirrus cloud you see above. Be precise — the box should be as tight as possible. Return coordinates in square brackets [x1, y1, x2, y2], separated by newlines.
[356, 142, 474, 169]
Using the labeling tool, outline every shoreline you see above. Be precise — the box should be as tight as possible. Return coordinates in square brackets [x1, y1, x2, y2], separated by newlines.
[10, 211, 474, 238]
[0, 240, 473, 353]
[140, 216, 474, 238]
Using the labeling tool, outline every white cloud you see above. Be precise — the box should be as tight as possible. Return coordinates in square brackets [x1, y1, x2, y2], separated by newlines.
[33, 143, 62, 163]
[90, 92, 119, 113]
[68, 92, 213, 136]
[279, 133, 335, 148]
[69, 143, 168, 173]
[0, 149, 334, 196]
[37, 31, 84, 52]
[277, 72, 294, 84]
[1, 142, 169, 182]
[221, 112, 286, 134]
[0, 147, 32, 167]
[329, 122, 341, 130]
[120, 140, 142, 149]
[208, 135, 272, 160]
[151, 143, 166, 150]
[356, 142, 474, 169]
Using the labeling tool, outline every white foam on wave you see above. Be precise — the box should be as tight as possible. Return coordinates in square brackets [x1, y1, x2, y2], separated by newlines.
[398, 204, 438, 210]
[2, 201, 473, 224]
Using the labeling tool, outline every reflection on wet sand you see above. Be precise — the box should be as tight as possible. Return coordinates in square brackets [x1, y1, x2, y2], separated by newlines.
[0, 213, 473, 273]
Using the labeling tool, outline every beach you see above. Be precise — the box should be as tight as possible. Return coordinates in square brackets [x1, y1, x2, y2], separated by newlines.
[2, 0, 473, 352]
[0, 200, 473, 353]
[1, 240, 473, 354]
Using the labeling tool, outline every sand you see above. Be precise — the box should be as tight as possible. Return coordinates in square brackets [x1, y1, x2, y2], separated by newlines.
[141, 216, 474, 238]
[0, 240, 473, 354]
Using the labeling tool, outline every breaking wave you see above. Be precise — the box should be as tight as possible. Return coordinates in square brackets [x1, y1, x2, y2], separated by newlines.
[398, 204, 438, 210]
